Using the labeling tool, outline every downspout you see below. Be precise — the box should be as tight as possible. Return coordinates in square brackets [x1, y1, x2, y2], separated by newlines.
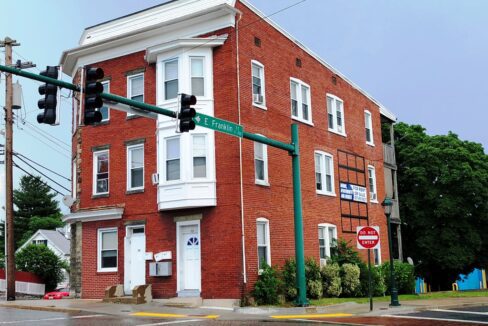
[236, 11, 246, 286]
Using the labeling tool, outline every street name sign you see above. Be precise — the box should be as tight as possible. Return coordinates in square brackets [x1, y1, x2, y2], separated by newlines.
[357, 226, 380, 250]
[194, 113, 244, 138]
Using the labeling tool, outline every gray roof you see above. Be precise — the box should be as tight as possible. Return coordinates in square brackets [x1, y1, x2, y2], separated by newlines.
[37, 230, 71, 256]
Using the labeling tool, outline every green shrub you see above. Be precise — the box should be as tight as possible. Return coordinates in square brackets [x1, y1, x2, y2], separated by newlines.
[381, 261, 415, 294]
[321, 263, 342, 297]
[329, 239, 362, 266]
[16, 244, 67, 291]
[252, 263, 282, 305]
[305, 258, 322, 299]
[359, 263, 386, 297]
[282, 258, 297, 301]
[341, 263, 361, 297]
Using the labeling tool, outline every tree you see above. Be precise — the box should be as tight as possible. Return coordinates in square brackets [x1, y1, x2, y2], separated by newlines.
[13, 175, 61, 248]
[394, 123, 488, 290]
[16, 244, 68, 291]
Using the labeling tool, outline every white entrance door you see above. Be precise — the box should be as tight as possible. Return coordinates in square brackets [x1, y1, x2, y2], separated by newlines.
[124, 226, 146, 295]
[179, 224, 201, 291]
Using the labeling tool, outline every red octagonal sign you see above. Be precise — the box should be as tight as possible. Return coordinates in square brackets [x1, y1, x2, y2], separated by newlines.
[357, 226, 380, 250]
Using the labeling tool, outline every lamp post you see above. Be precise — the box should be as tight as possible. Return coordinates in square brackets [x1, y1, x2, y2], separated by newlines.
[382, 197, 400, 307]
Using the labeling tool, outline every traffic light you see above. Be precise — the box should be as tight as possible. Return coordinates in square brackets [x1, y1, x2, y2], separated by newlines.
[83, 67, 104, 125]
[179, 93, 196, 132]
[37, 66, 58, 125]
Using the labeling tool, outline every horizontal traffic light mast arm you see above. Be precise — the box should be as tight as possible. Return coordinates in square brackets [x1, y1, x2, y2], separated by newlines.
[0, 64, 294, 152]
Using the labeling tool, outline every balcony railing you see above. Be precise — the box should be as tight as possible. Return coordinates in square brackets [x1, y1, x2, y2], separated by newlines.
[383, 143, 396, 166]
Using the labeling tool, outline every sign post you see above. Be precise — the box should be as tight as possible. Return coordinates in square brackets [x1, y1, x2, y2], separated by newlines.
[357, 226, 380, 311]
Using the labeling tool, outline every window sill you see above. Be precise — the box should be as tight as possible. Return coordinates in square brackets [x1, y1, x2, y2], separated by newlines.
[366, 142, 375, 147]
[92, 193, 109, 199]
[328, 129, 347, 138]
[317, 191, 336, 197]
[370, 199, 379, 204]
[93, 120, 110, 126]
[291, 116, 314, 126]
[126, 188, 144, 195]
[97, 269, 118, 274]
[253, 103, 267, 110]
[255, 180, 270, 187]
[126, 114, 142, 120]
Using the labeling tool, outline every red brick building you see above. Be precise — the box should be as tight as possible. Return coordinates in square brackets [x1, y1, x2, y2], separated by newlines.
[61, 0, 400, 300]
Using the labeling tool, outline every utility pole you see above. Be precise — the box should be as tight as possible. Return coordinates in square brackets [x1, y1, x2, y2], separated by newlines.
[1, 37, 19, 301]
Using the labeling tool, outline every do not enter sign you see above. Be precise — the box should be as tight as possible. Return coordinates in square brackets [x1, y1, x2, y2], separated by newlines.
[357, 226, 380, 249]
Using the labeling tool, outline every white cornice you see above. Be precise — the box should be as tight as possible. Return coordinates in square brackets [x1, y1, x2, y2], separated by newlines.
[146, 35, 228, 63]
[62, 207, 124, 224]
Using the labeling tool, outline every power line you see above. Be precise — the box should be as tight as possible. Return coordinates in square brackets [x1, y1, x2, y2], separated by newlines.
[14, 156, 70, 192]
[22, 119, 70, 148]
[13, 162, 65, 196]
[17, 119, 71, 152]
[16, 126, 70, 159]
[14, 151, 71, 181]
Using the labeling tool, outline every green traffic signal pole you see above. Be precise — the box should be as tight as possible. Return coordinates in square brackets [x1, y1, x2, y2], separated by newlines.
[0, 64, 308, 306]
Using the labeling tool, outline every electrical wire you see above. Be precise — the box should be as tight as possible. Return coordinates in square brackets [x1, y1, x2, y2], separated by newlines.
[13, 162, 65, 196]
[18, 119, 70, 152]
[22, 119, 70, 148]
[14, 155, 70, 192]
[16, 126, 70, 159]
[14, 151, 71, 182]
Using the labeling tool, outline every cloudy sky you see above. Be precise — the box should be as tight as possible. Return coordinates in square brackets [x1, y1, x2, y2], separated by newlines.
[0, 0, 487, 215]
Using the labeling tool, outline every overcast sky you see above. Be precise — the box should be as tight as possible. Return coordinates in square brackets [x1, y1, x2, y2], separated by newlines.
[1, 0, 487, 215]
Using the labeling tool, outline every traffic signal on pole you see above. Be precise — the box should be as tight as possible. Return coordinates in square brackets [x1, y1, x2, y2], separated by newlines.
[179, 93, 196, 132]
[83, 67, 104, 125]
[37, 66, 59, 125]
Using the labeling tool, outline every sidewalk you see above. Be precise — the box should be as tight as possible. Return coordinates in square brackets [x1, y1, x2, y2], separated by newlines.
[1, 295, 488, 320]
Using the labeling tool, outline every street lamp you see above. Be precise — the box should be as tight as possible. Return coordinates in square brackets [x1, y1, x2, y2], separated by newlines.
[382, 197, 401, 307]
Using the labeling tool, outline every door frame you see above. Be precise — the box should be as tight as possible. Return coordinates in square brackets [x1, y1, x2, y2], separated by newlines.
[176, 220, 201, 292]
[124, 224, 146, 294]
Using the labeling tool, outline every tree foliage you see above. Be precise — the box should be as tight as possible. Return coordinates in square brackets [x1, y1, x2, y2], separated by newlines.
[13, 175, 61, 248]
[394, 123, 488, 290]
[16, 244, 68, 291]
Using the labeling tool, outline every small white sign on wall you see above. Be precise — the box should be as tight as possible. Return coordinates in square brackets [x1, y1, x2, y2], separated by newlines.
[145, 252, 154, 260]
[154, 251, 172, 261]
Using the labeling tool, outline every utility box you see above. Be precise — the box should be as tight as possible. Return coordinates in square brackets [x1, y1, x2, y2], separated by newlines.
[149, 262, 172, 276]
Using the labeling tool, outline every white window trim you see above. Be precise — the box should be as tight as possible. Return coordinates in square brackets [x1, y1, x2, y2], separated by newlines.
[368, 165, 378, 203]
[254, 138, 269, 186]
[191, 134, 209, 179]
[318, 223, 337, 266]
[162, 58, 179, 101]
[365, 110, 374, 146]
[373, 245, 382, 266]
[127, 73, 145, 116]
[93, 150, 109, 196]
[190, 56, 205, 98]
[326, 93, 347, 137]
[315, 151, 336, 196]
[100, 81, 110, 122]
[164, 136, 181, 183]
[127, 144, 144, 191]
[72, 158, 77, 200]
[256, 217, 271, 274]
[97, 227, 118, 273]
[290, 77, 313, 125]
[251, 60, 267, 110]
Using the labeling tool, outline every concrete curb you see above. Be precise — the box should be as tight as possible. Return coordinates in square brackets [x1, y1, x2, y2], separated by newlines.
[0, 303, 82, 314]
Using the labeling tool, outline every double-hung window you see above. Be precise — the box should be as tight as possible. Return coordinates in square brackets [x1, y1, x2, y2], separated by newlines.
[164, 59, 178, 100]
[315, 151, 335, 195]
[128, 74, 144, 102]
[326, 94, 345, 135]
[166, 137, 180, 181]
[365, 110, 374, 145]
[93, 150, 109, 195]
[256, 218, 271, 272]
[251, 60, 265, 107]
[98, 228, 117, 272]
[368, 165, 378, 202]
[190, 57, 204, 97]
[192, 135, 207, 178]
[290, 78, 312, 123]
[254, 141, 268, 185]
[100, 81, 110, 121]
[318, 223, 337, 266]
[127, 144, 144, 190]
